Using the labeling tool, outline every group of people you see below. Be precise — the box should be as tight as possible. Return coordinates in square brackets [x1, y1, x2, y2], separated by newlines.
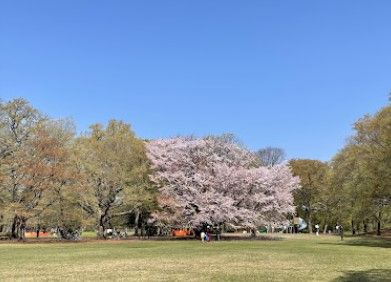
[315, 224, 344, 240]
[200, 225, 214, 242]
[200, 231, 211, 242]
[104, 228, 128, 239]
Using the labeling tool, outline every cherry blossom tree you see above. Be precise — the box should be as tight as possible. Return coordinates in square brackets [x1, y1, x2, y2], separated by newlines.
[147, 137, 300, 230]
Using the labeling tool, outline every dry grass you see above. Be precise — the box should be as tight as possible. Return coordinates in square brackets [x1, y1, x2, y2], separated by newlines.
[0, 235, 390, 281]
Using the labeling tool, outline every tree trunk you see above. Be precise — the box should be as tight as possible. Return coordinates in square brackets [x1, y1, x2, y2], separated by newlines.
[251, 228, 257, 238]
[377, 211, 382, 236]
[377, 220, 381, 236]
[11, 215, 26, 240]
[307, 216, 313, 234]
[97, 209, 107, 239]
[363, 222, 368, 234]
[36, 224, 40, 238]
[376, 220, 381, 236]
[98, 215, 106, 239]
[372, 220, 376, 232]
[97, 207, 111, 239]
[351, 220, 356, 235]
[134, 210, 140, 237]
[141, 222, 145, 239]
[11, 215, 17, 239]
[323, 224, 328, 234]
[17, 218, 26, 240]
[19, 219, 26, 240]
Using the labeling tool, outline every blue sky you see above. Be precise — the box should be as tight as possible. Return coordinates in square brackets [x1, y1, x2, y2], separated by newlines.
[1, 1, 390, 161]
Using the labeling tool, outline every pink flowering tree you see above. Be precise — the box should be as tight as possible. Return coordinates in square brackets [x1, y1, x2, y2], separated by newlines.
[147, 136, 300, 231]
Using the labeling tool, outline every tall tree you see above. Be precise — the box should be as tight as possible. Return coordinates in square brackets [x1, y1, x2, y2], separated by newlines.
[327, 98, 391, 236]
[76, 120, 153, 238]
[350, 106, 391, 235]
[36, 119, 88, 240]
[0, 98, 48, 239]
[289, 159, 329, 234]
[330, 144, 370, 234]
[147, 137, 299, 231]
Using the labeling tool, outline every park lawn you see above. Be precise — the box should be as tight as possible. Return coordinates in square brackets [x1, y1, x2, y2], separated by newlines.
[0, 235, 390, 281]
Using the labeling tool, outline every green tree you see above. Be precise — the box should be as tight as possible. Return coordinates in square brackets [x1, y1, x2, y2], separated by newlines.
[76, 120, 154, 238]
[330, 144, 368, 233]
[352, 106, 391, 235]
[0, 98, 48, 239]
[330, 102, 391, 236]
[36, 119, 89, 240]
[289, 159, 329, 233]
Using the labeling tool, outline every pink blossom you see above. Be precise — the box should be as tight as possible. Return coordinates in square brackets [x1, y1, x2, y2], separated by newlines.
[147, 137, 300, 228]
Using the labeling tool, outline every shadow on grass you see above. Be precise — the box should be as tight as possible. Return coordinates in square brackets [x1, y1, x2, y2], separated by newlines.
[345, 238, 391, 249]
[333, 269, 391, 282]
[320, 237, 391, 249]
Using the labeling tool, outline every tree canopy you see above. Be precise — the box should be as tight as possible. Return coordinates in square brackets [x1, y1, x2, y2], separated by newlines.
[147, 137, 300, 229]
[1, 96, 390, 239]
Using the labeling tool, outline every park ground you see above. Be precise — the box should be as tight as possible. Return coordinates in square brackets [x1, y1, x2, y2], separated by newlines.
[0, 234, 390, 281]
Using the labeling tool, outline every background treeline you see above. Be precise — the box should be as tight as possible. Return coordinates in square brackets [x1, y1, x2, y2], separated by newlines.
[0, 99, 155, 240]
[289, 97, 391, 236]
[0, 97, 390, 240]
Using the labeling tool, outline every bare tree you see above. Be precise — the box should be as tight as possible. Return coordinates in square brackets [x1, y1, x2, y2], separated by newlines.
[256, 147, 286, 167]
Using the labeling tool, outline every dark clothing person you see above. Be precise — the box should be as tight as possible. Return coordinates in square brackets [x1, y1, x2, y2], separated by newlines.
[339, 226, 344, 241]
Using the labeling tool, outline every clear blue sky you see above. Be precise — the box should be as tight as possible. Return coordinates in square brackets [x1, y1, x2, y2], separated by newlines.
[1, 1, 390, 161]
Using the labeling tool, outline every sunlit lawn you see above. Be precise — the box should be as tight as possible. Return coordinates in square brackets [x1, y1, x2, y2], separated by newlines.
[0, 235, 390, 281]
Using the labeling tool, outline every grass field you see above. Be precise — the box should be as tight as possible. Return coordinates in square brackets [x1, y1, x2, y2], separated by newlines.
[0, 235, 390, 281]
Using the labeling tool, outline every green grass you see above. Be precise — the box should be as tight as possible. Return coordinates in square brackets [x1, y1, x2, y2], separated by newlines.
[0, 235, 390, 281]
[80, 231, 98, 239]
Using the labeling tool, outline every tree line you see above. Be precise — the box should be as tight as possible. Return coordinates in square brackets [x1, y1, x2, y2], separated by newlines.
[289, 97, 391, 236]
[0, 99, 155, 240]
[0, 97, 390, 240]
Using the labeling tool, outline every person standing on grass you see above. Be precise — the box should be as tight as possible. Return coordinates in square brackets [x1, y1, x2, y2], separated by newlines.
[200, 231, 206, 243]
[315, 224, 320, 236]
[339, 225, 344, 241]
[206, 226, 212, 242]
